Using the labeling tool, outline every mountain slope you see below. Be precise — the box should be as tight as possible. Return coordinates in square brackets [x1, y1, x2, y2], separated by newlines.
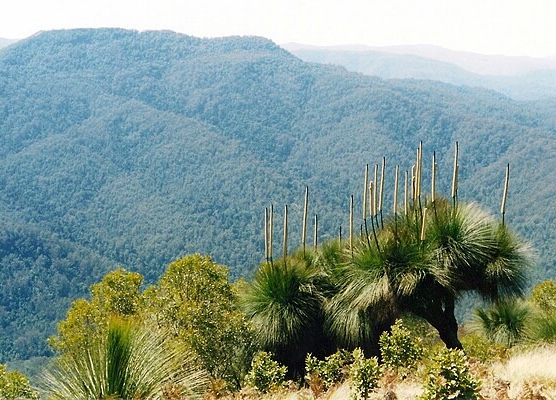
[285, 44, 556, 101]
[0, 28, 555, 362]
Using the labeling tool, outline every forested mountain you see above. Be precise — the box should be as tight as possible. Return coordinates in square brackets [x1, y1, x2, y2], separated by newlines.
[285, 44, 556, 101]
[0, 28, 555, 363]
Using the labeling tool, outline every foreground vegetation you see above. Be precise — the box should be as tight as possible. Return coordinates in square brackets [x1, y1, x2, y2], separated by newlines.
[0, 145, 546, 399]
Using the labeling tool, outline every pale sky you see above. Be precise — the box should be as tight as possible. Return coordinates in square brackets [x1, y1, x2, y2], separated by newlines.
[1, 0, 555, 57]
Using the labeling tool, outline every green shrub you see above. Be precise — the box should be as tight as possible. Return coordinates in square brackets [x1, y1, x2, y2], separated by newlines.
[305, 349, 353, 396]
[349, 348, 380, 400]
[0, 365, 39, 400]
[379, 319, 424, 376]
[245, 351, 287, 393]
[419, 348, 480, 400]
[460, 333, 507, 363]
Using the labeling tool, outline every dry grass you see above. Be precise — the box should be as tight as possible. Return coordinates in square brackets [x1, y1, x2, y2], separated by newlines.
[491, 345, 556, 399]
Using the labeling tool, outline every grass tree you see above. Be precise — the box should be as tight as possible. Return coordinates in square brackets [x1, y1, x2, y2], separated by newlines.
[248, 142, 532, 360]
[471, 299, 532, 347]
[413, 199, 531, 349]
[41, 317, 208, 399]
[239, 249, 333, 376]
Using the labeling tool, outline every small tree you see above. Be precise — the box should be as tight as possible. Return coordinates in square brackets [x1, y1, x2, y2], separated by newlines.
[49, 267, 144, 355]
[144, 254, 256, 388]
[379, 319, 424, 376]
[349, 348, 381, 400]
[530, 279, 556, 315]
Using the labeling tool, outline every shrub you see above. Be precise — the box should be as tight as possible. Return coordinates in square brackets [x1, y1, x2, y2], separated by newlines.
[305, 349, 353, 396]
[460, 333, 508, 363]
[419, 348, 480, 400]
[245, 351, 287, 393]
[0, 365, 39, 400]
[379, 319, 424, 376]
[349, 348, 381, 400]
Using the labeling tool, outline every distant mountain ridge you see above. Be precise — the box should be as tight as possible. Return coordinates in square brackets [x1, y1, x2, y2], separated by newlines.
[284, 43, 556, 100]
[0, 38, 18, 49]
[0, 28, 554, 363]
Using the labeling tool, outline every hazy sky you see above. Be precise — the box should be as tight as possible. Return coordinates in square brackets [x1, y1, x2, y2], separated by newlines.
[2, 0, 555, 57]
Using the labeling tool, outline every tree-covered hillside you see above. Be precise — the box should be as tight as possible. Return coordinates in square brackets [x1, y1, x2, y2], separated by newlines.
[0, 28, 554, 362]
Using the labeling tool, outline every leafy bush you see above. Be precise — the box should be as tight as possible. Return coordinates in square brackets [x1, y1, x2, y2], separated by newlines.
[419, 348, 480, 400]
[460, 333, 507, 363]
[245, 351, 287, 393]
[305, 349, 353, 396]
[349, 348, 381, 400]
[379, 319, 425, 376]
[0, 365, 39, 400]
[530, 280, 556, 315]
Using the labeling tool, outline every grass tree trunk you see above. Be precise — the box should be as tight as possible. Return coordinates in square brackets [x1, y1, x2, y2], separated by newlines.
[410, 296, 463, 350]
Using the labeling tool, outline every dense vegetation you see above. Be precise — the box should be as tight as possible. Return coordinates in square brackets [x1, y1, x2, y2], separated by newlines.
[0, 28, 555, 364]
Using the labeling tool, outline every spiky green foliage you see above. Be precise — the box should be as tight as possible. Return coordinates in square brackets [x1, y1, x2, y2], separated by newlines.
[322, 197, 532, 352]
[529, 313, 556, 343]
[472, 299, 532, 347]
[399, 199, 531, 349]
[40, 318, 208, 400]
[239, 251, 330, 373]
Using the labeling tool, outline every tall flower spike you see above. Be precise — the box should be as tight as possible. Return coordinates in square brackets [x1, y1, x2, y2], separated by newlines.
[313, 214, 318, 251]
[373, 164, 378, 217]
[302, 186, 308, 253]
[264, 207, 268, 260]
[363, 164, 369, 220]
[431, 152, 437, 203]
[349, 195, 354, 252]
[283, 204, 288, 260]
[452, 141, 459, 200]
[269, 204, 273, 261]
[501, 163, 510, 225]
[394, 165, 399, 216]
[404, 170, 409, 217]
[420, 207, 428, 241]
[379, 157, 385, 213]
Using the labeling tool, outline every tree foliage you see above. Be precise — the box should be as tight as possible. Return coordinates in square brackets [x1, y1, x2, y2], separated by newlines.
[49, 254, 256, 389]
[49, 268, 143, 355]
[144, 254, 256, 387]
